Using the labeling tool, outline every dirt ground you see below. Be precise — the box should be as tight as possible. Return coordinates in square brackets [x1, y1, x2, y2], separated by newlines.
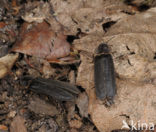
[0, 0, 156, 132]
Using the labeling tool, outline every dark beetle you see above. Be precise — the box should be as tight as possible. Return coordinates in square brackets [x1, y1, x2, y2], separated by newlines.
[94, 43, 116, 103]
[22, 76, 79, 101]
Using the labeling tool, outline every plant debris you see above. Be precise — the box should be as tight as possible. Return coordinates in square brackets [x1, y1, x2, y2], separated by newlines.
[11, 21, 72, 63]
[1, 0, 156, 132]
[10, 115, 27, 132]
[0, 53, 18, 79]
[28, 97, 59, 116]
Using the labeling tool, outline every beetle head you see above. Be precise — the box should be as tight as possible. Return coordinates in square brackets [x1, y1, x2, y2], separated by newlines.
[95, 43, 109, 54]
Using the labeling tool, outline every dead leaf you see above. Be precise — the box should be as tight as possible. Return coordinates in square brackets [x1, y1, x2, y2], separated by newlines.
[77, 54, 156, 131]
[28, 97, 59, 116]
[22, 1, 50, 23]
[74, 8, 156, 81]
[103, 8, 156, 81]
[105, 8, 156, 36]
[66, 102, 76, 123]
[42, 60, 55, 78]
[89, 80, 156, 132]
[11, 21, 71, 62]
[10, 115, 27, 132]
[68, 70, 76, 84]
[69, 114, 82, 129]
[74, 8, 156, 132]
[76, 92, 88, 118]
[49, 0, 131, 34]
[0, 53, 18, 79]
[69, 119, 82, 129]
[7, 111, 16, 118]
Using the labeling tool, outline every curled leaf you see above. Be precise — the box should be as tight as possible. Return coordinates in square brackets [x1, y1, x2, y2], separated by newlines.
[11, 21, 71, 61]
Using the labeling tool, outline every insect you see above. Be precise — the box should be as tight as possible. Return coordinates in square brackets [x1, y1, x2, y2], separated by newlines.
[94, 43, 116, 104]
[22, 76, 80, 101]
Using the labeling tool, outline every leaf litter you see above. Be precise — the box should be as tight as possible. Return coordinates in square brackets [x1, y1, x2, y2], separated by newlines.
[0, 0, 156, 132]
[74, 7, 156, 132]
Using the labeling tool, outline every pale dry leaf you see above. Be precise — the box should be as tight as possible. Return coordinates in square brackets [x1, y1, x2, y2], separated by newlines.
[68, 70, 75, 84]
[10, 115, 27, 132]
[69, 119, 82, 129]
[42, 60, 55, 78]
[102, 8, 156, 81]
[75, 7, 156, 132]
[68, 114, 82, 129]
[49, 0, 130, 34]
[105, 8, 156, 36]
[0, 53, 18, 79]
[49, 0, 84, 34]
[76, 92, 89, 118]
[50, 0, 84, 15]
[22, 1, 50, 23]
[21, 1, 65, 33]
[77, 55, 156, 132]
[88, 80, 156, 132]
[74, 8, 156, 81]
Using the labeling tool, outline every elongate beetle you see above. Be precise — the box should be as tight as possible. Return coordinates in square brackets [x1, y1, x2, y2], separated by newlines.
[94, 43, 116, 104]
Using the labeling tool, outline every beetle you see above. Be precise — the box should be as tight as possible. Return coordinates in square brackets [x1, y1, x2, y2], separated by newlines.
[22, 76, 80, 101]
[94, 43, 116, 104]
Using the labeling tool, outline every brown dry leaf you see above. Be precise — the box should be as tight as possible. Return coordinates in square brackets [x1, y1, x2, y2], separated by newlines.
[11, 21, 71, 62]
[0, 53, 19, 79]
[10, 115, 27, 132]
[69, 119, 82, 129]
[74, 8, 156, 132]
[69, 114, 82, 129]
[66, 102, 76, 123]
[28, 97, 59, 116]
